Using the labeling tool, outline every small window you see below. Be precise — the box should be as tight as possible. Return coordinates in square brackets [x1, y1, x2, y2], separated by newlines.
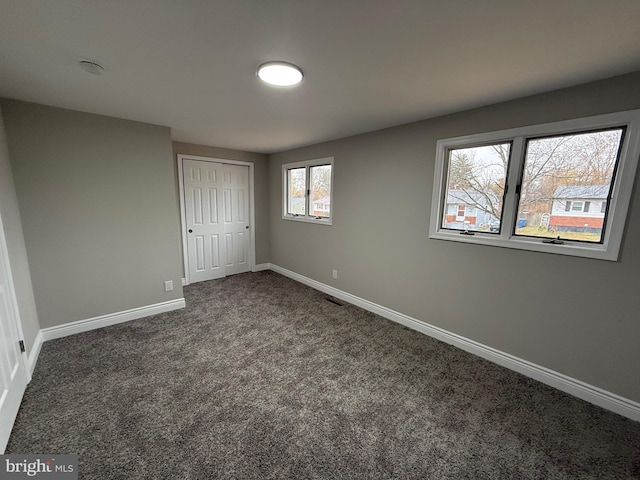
[283, 157, 334, 224]
[429, 110, 640, 261]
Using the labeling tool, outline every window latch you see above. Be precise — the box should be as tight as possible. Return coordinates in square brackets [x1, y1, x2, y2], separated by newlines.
[543, 236, 564, 245]
[460, 230, 475, 236]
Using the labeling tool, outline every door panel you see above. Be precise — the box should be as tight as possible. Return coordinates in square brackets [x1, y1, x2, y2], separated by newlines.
[222, 164, 250, 276]
[210, 235, 220, 268]
[183, 159, 250, 282]
[209, 189, 218, 224]
[225, 233, 234, 267]
[184, 160, 226, 282]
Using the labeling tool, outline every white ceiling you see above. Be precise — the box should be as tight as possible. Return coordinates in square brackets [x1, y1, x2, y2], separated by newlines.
[2, 1, 640, 154]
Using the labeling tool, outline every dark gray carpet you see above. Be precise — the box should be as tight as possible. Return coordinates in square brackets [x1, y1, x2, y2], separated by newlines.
[7, 271, 640, 479]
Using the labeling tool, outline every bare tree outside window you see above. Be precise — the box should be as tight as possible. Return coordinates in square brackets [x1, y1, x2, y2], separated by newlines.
[430, 110, 640, 261]
[283, 157, 334, 224]
[443, 143, 510, 232]
[310, 165, 331, 217]
[441, 129, 623, 242]
[287, 168, 306, 215]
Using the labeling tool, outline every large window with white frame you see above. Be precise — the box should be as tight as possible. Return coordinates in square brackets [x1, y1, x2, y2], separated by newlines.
[429, 110, 640, 261]
[283, 157, 334, 225]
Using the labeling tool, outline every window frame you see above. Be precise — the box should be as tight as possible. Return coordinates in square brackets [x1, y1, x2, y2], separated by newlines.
[440, 141, 512, 235]
[429, 110, 640, 261]
[282, 157, 334, 225]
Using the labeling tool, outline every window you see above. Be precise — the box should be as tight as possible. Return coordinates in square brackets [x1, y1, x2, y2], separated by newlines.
[283, 157, 334, 224]
[571, 201, 585, 212]
[442, 142, 511, 233]
[286, 167, 306, 215]
[515, 128, 622, 244]
[429, 110, 640, 261]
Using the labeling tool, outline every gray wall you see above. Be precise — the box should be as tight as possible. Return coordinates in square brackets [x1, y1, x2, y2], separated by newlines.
[2, 100, 184, 329]
[0, 105, 40, 353]
[268, 72, 640, 403]
[172, 142, 270, 267]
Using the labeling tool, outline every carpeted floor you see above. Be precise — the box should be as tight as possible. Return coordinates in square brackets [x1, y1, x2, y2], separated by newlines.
[7, 271, 640, 479]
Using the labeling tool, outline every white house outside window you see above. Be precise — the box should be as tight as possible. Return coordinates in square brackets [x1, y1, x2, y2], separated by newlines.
[429, 110, 640, 261]
[283, 157, 334, 225]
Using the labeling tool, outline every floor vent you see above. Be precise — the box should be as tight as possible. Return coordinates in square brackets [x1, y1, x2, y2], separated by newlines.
[326, 297, 344, 306]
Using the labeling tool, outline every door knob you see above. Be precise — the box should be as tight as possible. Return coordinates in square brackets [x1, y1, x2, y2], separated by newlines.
[188, 229, 193, 233]
[245, 226, 249, 229]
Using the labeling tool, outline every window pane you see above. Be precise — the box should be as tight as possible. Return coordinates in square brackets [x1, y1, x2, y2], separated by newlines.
[287, 167, 306, 215]
[515, 128, 624, 243]
[310, 164, 331, 218]
[442, 143, 510, 232]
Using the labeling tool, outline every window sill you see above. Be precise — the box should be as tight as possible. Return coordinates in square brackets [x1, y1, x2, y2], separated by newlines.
[283, 215, 333, 226]
[429, 230, 618, 261]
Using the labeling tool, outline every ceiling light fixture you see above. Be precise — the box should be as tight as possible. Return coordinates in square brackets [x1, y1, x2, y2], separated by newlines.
[79, 60, 105, 75]
[257, 61, 303, 87]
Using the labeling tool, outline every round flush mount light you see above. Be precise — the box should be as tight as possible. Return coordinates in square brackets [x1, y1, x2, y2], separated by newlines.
[79, 60, 105, 75]
[257, 61, 303, 87]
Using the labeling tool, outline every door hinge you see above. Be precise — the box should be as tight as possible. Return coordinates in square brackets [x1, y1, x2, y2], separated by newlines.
[19, 340, 25, 353]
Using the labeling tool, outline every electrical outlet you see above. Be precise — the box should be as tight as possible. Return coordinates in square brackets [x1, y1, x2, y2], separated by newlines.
[332, 270, 338, 279]
[164, 280, 173, 292]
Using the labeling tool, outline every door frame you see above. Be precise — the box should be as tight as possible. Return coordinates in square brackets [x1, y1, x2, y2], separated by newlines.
[177, 154, 256, 285]
[0, 208, 30, 452]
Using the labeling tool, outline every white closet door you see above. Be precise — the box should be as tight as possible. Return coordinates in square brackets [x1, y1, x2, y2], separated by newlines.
[183, 159, 250, 282]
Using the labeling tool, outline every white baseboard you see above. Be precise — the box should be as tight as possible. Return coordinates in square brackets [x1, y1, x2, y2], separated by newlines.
[269, 264, 640, 422]
[26, 330, 43, 379]
[40, 298, 186, 342]
[253, 263, 271, 272]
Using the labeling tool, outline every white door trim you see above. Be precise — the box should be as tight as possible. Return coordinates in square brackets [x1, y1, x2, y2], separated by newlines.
[177, 154, 255, 285]
[0, 216, 29, 383]
[0, 208, 30, 452]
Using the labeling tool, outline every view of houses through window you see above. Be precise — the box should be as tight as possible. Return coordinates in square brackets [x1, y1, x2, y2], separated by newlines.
[516, 129, 623, 243]
[283, 157, 333, 224]
[287, 167, 306, 215]
[310, 165, 332, 217]
[442, 129, 624, 244]
[443, 142, 510, 233]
